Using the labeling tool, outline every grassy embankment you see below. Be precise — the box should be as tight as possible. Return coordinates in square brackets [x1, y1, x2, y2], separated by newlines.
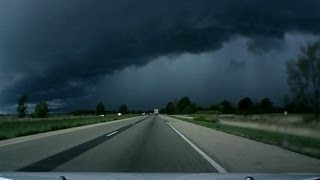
[172, 114, 320, 159]
[0, 114, 138, 140]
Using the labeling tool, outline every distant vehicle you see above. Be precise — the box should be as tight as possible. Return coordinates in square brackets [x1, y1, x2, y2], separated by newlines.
[142, 113, 146, 116]
[117, 113, 122, 116]
[154, 109, 159, 115]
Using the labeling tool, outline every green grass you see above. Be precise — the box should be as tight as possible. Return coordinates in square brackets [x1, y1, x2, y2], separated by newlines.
[0, 114, 138, 140]
[194, 110, 221, 115]
[174, 116, 320, 159]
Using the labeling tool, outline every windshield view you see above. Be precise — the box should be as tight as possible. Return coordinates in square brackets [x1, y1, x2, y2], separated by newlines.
[0, 0, 320, 179]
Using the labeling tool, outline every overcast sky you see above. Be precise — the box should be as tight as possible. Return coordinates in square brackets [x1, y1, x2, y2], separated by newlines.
[0, 0, 320, 113]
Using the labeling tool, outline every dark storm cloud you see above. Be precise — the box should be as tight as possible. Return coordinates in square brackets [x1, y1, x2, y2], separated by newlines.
[0, 0, 320, 109]
[246, 37, 286, 55]
[228, 59, 246, 69]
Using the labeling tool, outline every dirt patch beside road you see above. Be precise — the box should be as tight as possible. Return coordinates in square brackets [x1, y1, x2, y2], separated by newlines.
[220, 120, 320, 139]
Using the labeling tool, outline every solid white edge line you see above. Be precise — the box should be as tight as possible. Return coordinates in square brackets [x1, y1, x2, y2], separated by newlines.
[167, 122, 227, 173]
[0, 178, 12, 180]
[106, 131, 118, 137]
[301, 177, 320, 180]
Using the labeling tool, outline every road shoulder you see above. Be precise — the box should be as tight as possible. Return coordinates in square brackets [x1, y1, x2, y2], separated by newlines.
[164, 115, 320, 173]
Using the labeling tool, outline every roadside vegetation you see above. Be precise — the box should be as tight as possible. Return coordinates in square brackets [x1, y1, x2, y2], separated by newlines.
[0, 114, 138, 140]
[119, 104, 129, 114]
[95, 102, 105, 115]
[33, 101, 49, 118]
[173, 115, 320, 159]
[16, 95, 28, 118]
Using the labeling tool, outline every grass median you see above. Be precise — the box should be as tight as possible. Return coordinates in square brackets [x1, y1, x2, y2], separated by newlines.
[0, 114, 139, 140]
[172, 116, 320, 159]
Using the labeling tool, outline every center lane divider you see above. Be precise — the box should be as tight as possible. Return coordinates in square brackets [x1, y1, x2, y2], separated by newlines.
[17, 116, 150, 172]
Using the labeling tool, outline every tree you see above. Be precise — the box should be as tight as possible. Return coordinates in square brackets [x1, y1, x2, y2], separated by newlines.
[286, 41, 320, 122]
[261, 98, 274, 113]
[252, 101, 262, 114]
[96, 102, 105, 115]
[219, 100, 235, 114]
[159, 108, 166, 114]
[119, 104, 128, 114]
[17, 95, 28, 118]
[210, 104, 219, 111]
[238, 97, 253, 115]
[165, 102, 176, 114]
[34, 101, 48, 118]
[282, 94, 310, 113]
[190, 103, 200, 113]
[177, 96, 192, 114]
[182, 105, 193, 114]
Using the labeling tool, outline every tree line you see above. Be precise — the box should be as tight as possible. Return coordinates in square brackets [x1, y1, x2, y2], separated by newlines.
[92, 103, 129, 115]
[16, 96, 130, 118]
[17, 95, 48, 118]
[163, 95, 320, 117]
[164, 96, 277, 115]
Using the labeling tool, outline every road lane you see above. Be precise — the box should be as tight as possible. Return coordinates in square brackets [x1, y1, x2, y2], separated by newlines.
[53, 116, 216, 172]
[0, 116, 146, 171]
[17, 118, 146, 171]
[166, 123, 227, 173]
[165, 115, 320, 173]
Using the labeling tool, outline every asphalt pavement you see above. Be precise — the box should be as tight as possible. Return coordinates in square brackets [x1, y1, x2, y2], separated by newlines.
[1, 115, 319, 173]
[0, 116, 216, 172]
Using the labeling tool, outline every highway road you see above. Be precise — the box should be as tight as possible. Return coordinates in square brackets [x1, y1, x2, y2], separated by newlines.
[0, 116, 216, 172]
[0, 115, 320, 173]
